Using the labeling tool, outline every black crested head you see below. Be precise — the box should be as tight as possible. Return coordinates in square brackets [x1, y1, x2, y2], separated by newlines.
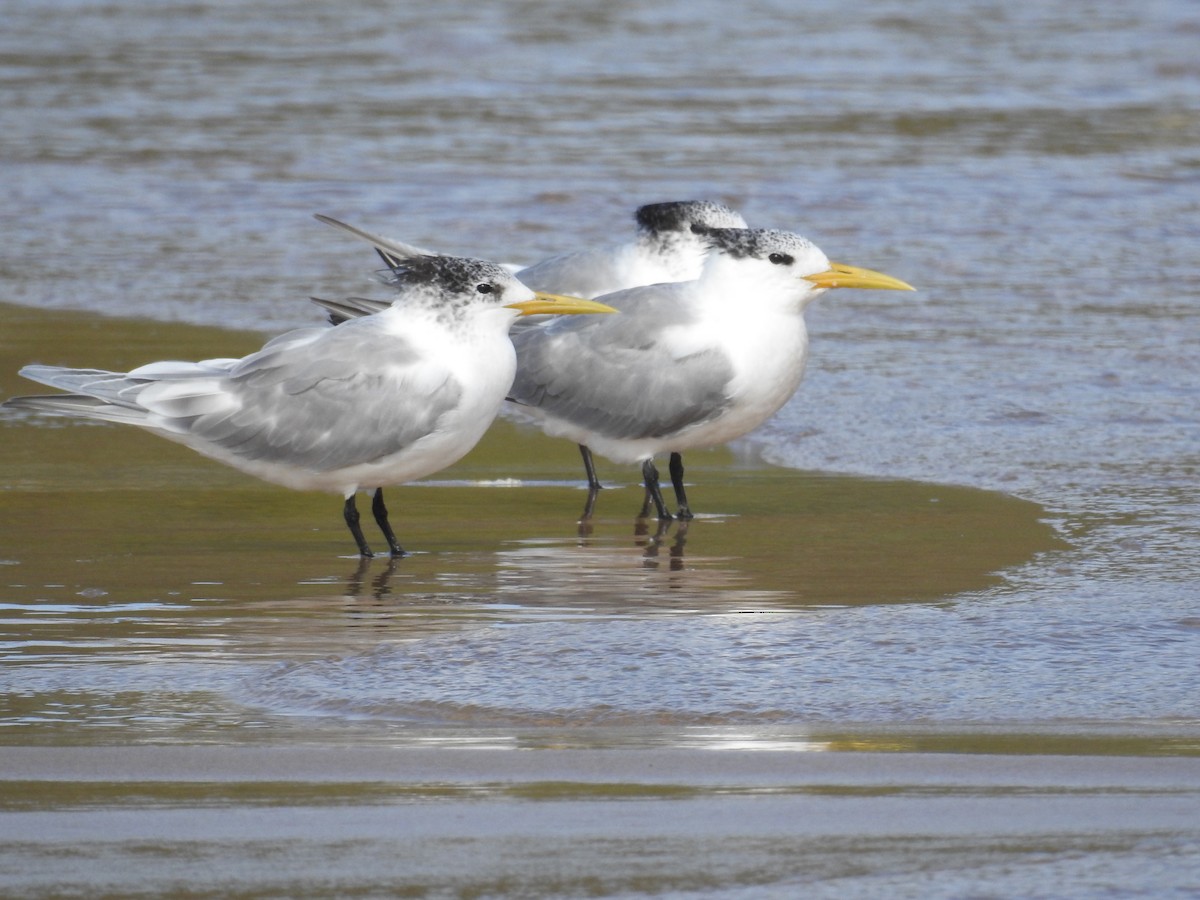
[703, 228, 818, 261]
[386, 255, 512, 299]
[635, 200, 746, 236]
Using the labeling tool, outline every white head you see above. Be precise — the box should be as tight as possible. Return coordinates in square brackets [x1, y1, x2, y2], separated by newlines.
[313, 214, 616, 327]
[700, 228, 915, 310]
[386, 255, 530, 318]
[384, 254, 618, 326]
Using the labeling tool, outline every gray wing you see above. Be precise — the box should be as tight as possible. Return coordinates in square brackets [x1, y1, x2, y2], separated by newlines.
[310, 295, 390, 324]
[10, 325, 464, 472]
[151, 321, 463, 471]
[509, 286, 734, 440]
[516, 245, 625, 299]
[203, 321, 462, 470]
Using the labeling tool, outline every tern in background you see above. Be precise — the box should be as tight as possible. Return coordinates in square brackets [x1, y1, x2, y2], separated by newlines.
[329, 201, 748, 301]
[514, 199, 748, 299]
[506, 227, 915, 520]
[4, 238, 615, 557]
[517, 200, 749, 502]
[313, 201, 750, 507]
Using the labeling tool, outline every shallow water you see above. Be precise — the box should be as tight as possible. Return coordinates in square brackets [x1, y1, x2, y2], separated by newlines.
[2, 0, 1199, 895]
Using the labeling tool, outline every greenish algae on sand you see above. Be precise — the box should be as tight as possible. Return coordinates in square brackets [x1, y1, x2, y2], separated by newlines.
[1, 300, 1063, 610]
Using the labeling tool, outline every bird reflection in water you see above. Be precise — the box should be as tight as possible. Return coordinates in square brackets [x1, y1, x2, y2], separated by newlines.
[636, 518, 689, 573]
[344, 554, 401, 601]
[339, 515, 718, 621]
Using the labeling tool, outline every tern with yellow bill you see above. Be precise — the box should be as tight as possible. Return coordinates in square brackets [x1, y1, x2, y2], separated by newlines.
[311, 202, 754, 504]
[506, 227, 915, 519]
[514, 200, 748, 300]
[4, 238, 615, 557]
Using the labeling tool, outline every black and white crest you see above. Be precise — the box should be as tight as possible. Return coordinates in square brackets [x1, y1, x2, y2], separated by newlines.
[635, 200, 746, 236]
[384, 255, 512, 300]
[703, 228, 818, 261]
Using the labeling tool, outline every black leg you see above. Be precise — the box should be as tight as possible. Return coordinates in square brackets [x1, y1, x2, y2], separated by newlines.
[343, 495, 374, 558]
[371, 488, 405, 557]
[640, 459, 673, 520]
[668, 452, 694, 519]
[579, 444, 602, 492]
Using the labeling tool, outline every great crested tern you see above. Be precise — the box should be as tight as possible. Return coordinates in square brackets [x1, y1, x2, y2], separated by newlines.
[514, 199, 748, 299]
[312, 201, 752, 507]
[506, 227, 915, 520]
[4, 239, 614, 556]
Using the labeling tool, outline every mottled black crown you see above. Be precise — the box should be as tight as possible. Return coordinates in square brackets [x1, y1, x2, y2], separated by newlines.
[386, 255, 511, 297]
[635, 200, 745, 235]
[703, 228, 816, 260]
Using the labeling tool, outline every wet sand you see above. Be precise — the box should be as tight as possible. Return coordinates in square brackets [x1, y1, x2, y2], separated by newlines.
[4, 305, 1198, 896]
[0, 301, 1058, 606]
[0, 302, 1066, 741]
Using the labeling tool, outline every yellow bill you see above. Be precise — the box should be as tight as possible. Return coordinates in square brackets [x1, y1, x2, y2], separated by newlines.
[804, 263, 915, 292]
[507, 292, 619, 316]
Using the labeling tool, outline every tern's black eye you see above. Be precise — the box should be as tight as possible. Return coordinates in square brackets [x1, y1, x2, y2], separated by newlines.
[768, 252, 794, 266]
[690, 223, 709, 234]
[476, 283, 495, 294]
